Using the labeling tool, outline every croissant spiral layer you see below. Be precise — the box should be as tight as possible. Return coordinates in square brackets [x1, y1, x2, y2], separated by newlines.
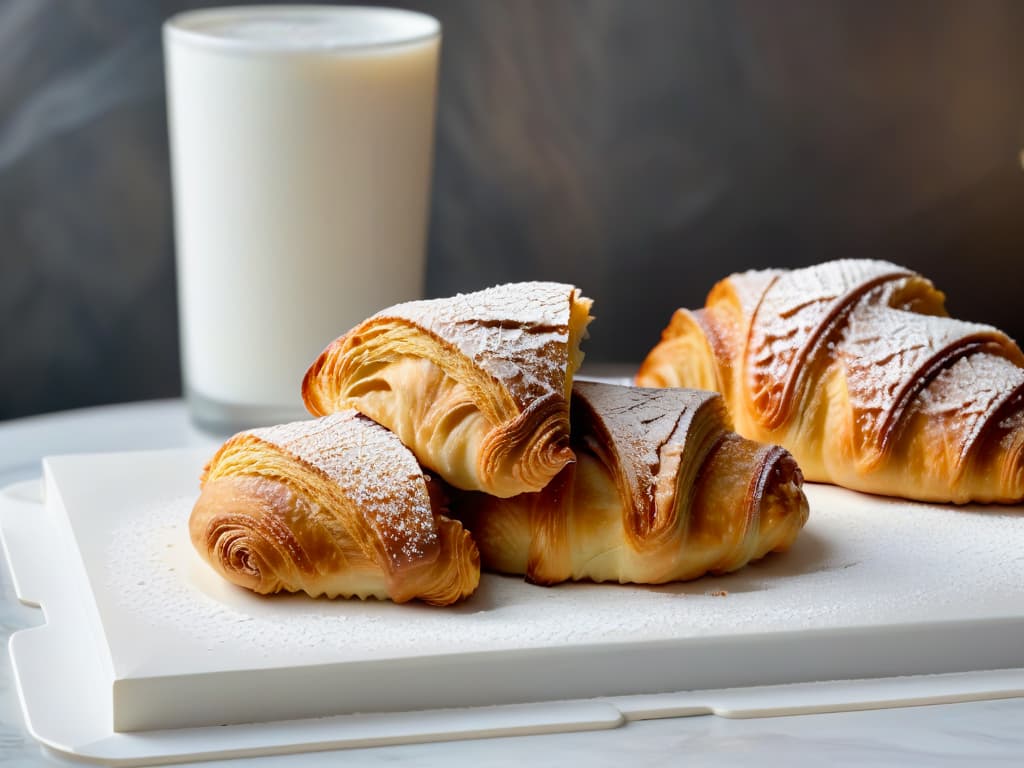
[303, 282, 593, 498]
[190, 412, 480, 605]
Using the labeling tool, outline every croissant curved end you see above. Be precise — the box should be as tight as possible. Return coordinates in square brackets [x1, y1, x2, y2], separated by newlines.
[400, 517, 481, 606]
[985, 407, 1024, 504]
[755, 447, 810, 553]
[301, 335, 347, 417]
[200, 520, 282, 594]
[479, 392, 575, 498]
[636, 310, 720, 392]
[189, 478, 302, 595]
[694, 435, 809, 577]
[1004, 438, 1024, 504]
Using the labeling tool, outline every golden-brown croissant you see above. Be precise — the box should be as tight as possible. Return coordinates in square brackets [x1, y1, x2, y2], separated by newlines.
[452, 381, 808, 585]
[190, 411, 480, 606]
[303, 282, 593, 498]
[637, 259, 1024, 503]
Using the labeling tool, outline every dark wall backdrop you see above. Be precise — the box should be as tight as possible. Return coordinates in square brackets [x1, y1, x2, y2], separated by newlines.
[3, 0, 1024, 420]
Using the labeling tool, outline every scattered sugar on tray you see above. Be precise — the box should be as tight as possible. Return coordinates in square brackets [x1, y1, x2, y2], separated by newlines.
[103, 483, 1024, 669]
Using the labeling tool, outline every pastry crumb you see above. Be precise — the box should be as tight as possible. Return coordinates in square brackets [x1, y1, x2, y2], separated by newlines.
[709, 590, 728, 597]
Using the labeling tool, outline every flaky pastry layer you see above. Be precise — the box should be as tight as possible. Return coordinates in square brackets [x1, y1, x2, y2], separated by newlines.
[303, 282, 593, 497]
[637, 259, 1024, 503]
[453, 382, 808, 585]
[190, 412, 480, 606]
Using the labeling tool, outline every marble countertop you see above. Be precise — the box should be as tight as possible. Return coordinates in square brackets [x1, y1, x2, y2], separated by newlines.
[1, 400, 1023, 767]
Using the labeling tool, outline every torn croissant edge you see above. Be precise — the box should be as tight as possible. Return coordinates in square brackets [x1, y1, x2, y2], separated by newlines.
[450, 381, 809, 586]
[637, 259, 1024, 504]
[190, 411, 480, 606]
[301, 282, 594, 498]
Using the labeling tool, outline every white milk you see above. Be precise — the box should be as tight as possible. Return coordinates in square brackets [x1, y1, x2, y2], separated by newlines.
[163, 7, 440, 431]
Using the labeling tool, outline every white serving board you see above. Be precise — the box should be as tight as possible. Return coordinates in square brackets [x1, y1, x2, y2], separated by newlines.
[2, 449, 1024, 765]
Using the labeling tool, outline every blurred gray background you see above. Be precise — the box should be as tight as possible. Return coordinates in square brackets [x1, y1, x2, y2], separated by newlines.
[3, 0, 1024, 420]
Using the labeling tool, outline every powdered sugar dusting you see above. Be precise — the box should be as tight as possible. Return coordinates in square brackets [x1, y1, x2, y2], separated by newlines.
[104, 484, 1024, 664]
[841, 300, 1008, 452]
[727, 259, 1024, 466]
[743, 260, 911, 423]
[249, 412, 437, 567]
[914, 353, 1024, 463]
[726, 268, 781, 318]
[378, 282, 578, 407]
[573, 381, 719, 526]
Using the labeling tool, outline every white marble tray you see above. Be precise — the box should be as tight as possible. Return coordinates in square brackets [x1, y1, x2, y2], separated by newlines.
[3, 449, 1024, 765]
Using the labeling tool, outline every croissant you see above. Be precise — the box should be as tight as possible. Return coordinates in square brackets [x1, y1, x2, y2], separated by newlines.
[452, 381, 808, 585]
[637, 259, 1024, 503]
[190, 411, 480, 606]
[303, 282, 593, 498]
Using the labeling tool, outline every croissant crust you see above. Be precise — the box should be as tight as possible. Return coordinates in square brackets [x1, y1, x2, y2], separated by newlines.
[190, 412, 480, 605]
[453, 381, 809, 585]
[637, 259, 1024, 503]
[303, 282, 593, 498]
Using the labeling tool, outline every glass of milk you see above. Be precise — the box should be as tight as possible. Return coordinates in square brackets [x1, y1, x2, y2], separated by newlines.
[163, 6, 440, 432]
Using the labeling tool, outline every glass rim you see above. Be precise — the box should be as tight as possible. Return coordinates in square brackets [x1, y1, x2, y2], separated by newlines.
[163, 4, 441, 55]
